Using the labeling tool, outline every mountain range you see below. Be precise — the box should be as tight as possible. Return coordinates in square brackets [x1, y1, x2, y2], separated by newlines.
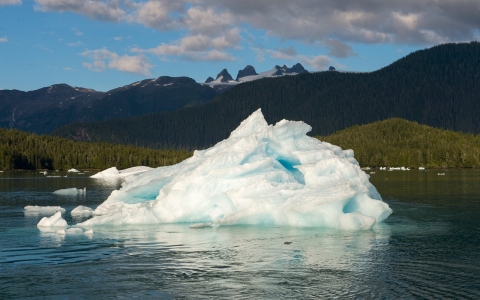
[0, 76, 217, 134]
[203, 63, 308, 92]
[0, 63, 308, 134]
[52, 42, 480, 150]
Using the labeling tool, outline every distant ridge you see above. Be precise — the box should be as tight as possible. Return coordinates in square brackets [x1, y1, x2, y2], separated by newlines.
[0, 76, 217, 134]
[52, 42, 480, 150]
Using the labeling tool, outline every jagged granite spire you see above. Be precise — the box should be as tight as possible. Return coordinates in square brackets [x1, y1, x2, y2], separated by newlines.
[236, 65, 258, 80]
[215, 69, 234, 82]
[288, 63, 307, 74]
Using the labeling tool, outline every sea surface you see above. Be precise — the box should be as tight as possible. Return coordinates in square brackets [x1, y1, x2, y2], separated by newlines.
[1, 169, 479, 299]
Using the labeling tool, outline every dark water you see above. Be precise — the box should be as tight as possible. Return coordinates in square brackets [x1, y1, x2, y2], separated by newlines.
[1, 170, 479, 299]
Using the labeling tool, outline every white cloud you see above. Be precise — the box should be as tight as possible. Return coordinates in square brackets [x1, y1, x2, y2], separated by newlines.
[64, 67, 74, 71]
[211, 28, 241, 50]
[265, 47, 298, 60]
[30, 0, 480, 55]
[323, 39, 357, 58]
[35, 44, 51, 51]
[81, 48, 152, 75]
[134, 27, 241, 61]
[185, 6, 234, 37]
[134, 0, 184, 30]
[299, 55, 332, 70]
[188, 50, 235, 61]
[419, 29, 449, 45]
[0, 0, 21, 6]
[0, 36, 8, 43]
[34, 0, 127, 22]
[207, 0, 480, 45]
[67, 41, 83, 47]
[71, 27, 84, 36]
[113, 36, 123, 41]
[257, 46, 336, 71]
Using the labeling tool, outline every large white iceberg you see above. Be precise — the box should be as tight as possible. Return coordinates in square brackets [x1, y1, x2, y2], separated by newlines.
[81, 109, 392, 230]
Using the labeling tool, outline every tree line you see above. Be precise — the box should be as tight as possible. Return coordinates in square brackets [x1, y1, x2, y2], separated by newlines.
[317, 118, 480, 168]
[0, 128, 192, 171]
[2, 117, 479, 170]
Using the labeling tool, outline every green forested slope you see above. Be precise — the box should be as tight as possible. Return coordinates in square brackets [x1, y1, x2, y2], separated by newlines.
[318, 118, 480, 168]
[53, 42, 480, 150]
[0, 128, 192, 171]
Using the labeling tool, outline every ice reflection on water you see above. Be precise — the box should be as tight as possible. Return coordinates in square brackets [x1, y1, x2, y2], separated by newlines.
[1, 170, 480, 299]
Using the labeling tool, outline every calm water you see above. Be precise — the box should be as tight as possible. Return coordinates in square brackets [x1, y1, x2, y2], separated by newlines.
[1, 170, 479, 299]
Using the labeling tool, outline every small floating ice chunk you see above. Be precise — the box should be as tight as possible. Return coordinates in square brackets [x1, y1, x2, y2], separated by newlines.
[84, 229, 94, 235]
[25, 205, 66, 214]
[67, 168, 80, 173]
[56, 229, 66, 235]
[90, 167, 119, 178]
[80, 109, 392, 230]
[37, 211, 68, 227]
[53, 187, 86, 196]
[91, 166, 153, 180]
[419, 167, 425, 170]
[71, 205, 94, 216]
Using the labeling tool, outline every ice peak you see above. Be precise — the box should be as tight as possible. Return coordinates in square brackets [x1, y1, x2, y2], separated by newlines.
[229, 109, 268, 138]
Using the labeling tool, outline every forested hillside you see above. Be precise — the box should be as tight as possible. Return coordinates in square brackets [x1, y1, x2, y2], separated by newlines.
[53, 42, 480, 150]
[0, 128, 191, 171]
[318, 119, 480, 168]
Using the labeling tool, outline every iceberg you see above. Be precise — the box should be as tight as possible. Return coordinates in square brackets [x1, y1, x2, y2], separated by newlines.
[53, 187, 86, 196]
[37, 211, 68, 227]
[24, 205, 66, 215]
[71, 205, 94, 217]
[81, 109, 392, 230]
[91, 166, 153, 180]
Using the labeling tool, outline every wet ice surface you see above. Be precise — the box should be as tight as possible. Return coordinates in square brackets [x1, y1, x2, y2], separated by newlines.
[84, 110, 391, 230]
[1, 170, 480, 299]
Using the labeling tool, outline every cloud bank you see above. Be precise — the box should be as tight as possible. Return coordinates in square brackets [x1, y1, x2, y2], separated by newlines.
[32, 0, 480, 70]
[32, 0, 480, 45]
[0, 0, 21, 6]
[81, 48, 152, 75]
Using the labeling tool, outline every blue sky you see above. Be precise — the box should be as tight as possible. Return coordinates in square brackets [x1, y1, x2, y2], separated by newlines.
[1, 0, 479, 92]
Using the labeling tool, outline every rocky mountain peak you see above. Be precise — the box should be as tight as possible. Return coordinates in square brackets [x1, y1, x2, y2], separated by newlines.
[215, 69, 234, 82]
[236, 65, 258, 80]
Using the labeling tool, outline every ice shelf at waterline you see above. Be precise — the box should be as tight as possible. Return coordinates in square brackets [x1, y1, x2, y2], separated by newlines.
[82, 109, 392, 230]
